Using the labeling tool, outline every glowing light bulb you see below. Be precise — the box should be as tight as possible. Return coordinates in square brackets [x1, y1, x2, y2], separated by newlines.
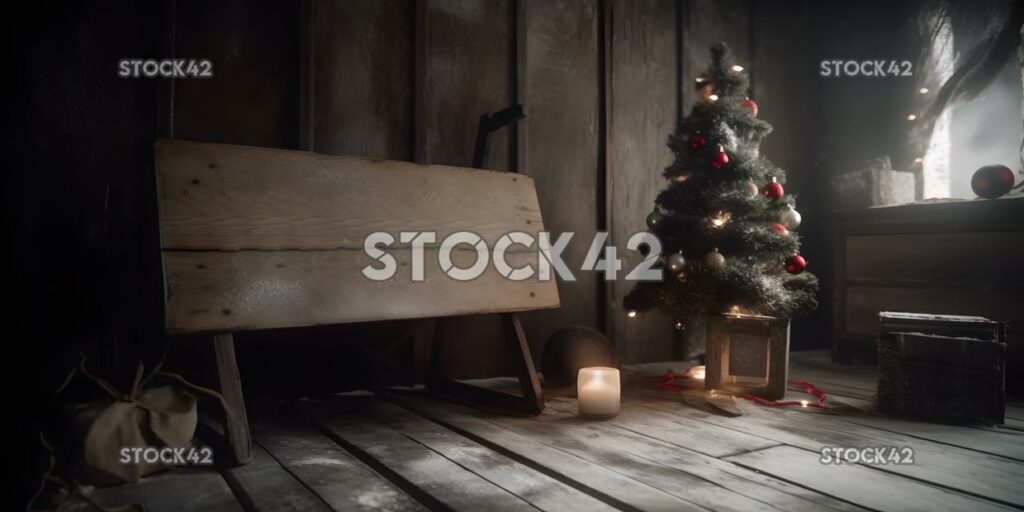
[914, 157, 924, 164]
[708, 94, 719, 102]
[627, 310, 638, 318]
[709, 211, 731, 228]
[695, 76, 706, 84]
[673, 174, 689, 182]
[674, 320, 684, 330]
[907, 114, 917, 121]
[732, 65, 744, 72]
[919, 87, 929, 94]
[800, 400, 809, 408]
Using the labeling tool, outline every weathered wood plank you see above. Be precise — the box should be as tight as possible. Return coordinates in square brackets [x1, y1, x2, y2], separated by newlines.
[220, 444, 331, 511]
[518, 0, 602, 346]
[389, 394, 701, 511]
[363, 401, 617, 512]
[254, 421, 425, 511]
[155, 140, 560, 333]
[173, 0, 299, 149]
[537, 398, 865, 512]
[162, 249, 557, 334]
[635, 392, 1024, 508]
[416, 0, 514, 170]
[726, 445, 1015, 512]
[605, 0, 678, 362]
[67, 469, 243, 512]
[397, 395, 814, 512]
[213, 333, 251, 464]
[546, 392, 776, 457]
[413, 0, 517, 379]
[313, 401, 537, 512]
[307, 0, 413, 159]
[155, 140, 545, 250]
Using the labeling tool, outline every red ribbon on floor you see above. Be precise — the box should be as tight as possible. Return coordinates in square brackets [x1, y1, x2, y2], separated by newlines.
[654, 371, 828, 408]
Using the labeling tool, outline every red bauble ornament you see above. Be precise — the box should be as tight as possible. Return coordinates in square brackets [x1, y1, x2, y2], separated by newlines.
[689, 133, 707, 149]
[762, 177, 784, 199]
[741, 97, 759, 117]
[711, 146, 729, 170]
[771, 223, 788, 235]
[785, 254, 807, 274]
[971, 164, 1015, 199]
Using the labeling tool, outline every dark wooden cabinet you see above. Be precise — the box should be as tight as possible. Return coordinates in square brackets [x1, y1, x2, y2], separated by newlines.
[832, 197, 1024, 389]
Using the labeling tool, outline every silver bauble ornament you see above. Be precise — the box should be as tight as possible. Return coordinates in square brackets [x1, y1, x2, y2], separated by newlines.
[646, 209, 665, 229]
[665, 253, 686, 274]
[780, 207, 802, 230]
[704, 249, 726, 270]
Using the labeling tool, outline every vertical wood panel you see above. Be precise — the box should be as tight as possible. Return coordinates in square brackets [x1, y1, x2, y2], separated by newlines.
[606, 0, 678, 363]
[173, 0, 300, 149]
[416, 0, 517, 378]
[519, 0, 602, 355]
[308, 0, 414, 159]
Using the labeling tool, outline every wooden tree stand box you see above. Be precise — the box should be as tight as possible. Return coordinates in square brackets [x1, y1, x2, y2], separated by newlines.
[877, 312, 1006, 425]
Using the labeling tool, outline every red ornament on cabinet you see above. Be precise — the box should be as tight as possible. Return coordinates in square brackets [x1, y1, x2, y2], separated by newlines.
[771, 223, 788, 235]
[785, 254, 807, 274]
[763, 177, 784, 199]
[741, 97, 758, 117]
[689, 133, 707, 149]
[711, 145, 729, 170]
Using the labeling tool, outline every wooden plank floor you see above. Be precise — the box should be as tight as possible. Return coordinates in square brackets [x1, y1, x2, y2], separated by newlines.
[73, 351, 1024, 511]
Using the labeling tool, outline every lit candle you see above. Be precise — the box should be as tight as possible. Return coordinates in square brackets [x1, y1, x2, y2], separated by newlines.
[577, 367, 620, 418]
[686, 365, 706, 381]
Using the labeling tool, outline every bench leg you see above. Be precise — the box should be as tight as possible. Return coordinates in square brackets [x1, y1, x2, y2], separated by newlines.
[428, 313, 544, 416]
[213, 333, 251, 465]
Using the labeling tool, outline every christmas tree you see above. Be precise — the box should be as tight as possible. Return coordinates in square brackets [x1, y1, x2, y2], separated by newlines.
[624, 43, 818, 328]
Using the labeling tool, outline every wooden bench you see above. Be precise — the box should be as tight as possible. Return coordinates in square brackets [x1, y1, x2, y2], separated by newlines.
[154, 139, 559, 464]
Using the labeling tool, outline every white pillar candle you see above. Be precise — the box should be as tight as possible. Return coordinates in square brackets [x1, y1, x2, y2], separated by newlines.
[577, 367, 620, 418]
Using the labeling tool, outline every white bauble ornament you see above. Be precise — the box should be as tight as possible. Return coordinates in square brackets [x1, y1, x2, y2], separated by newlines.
[780, 207, 802, 230]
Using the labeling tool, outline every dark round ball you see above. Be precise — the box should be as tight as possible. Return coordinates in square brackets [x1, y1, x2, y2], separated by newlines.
[971, 164, 1015, 199]
[541, 326, 615, 388]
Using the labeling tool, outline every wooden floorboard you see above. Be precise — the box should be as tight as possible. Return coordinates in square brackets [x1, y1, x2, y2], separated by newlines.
[362, 400, 619, 512]
[393, 393, 863, 512]
[60, 350, 1022, 512]
[632, 391, 1024, 508]
[221, 444, 333, 511]
[64, 469, 243, 512]
[254, 420, 426, 512]
[726, 445, 1016, 512]
[309, 397, 540, 512]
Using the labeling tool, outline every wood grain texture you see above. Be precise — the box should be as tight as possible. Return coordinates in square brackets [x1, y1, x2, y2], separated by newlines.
[316, 405, 538, 511]
[518, 0, 602, 350]
[414, 0, 517, 379]
[726, 445, 1016, 512]
[635, 390, 1024, 508]
[307, 0, 414, 159]
[364, 401, 616, 512]
[213, 333, 251, 465]
[64, 469, 243, 512]
[390, 394, 703, 511]
[155, 140, 544, 250]
[173, 0, 299, 149]
[605, 0, 678, 363]
[254, 421, 425, 511]
[416, 0, 514, 170]
[155, 140, 558, 333]
[220, 444, 332, 511]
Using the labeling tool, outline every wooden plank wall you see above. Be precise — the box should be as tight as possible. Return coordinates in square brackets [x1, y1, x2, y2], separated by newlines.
[166, 0, 811, 378]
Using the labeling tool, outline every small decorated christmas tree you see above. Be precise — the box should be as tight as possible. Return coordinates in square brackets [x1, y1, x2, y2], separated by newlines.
[624, 43, 818, 330]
